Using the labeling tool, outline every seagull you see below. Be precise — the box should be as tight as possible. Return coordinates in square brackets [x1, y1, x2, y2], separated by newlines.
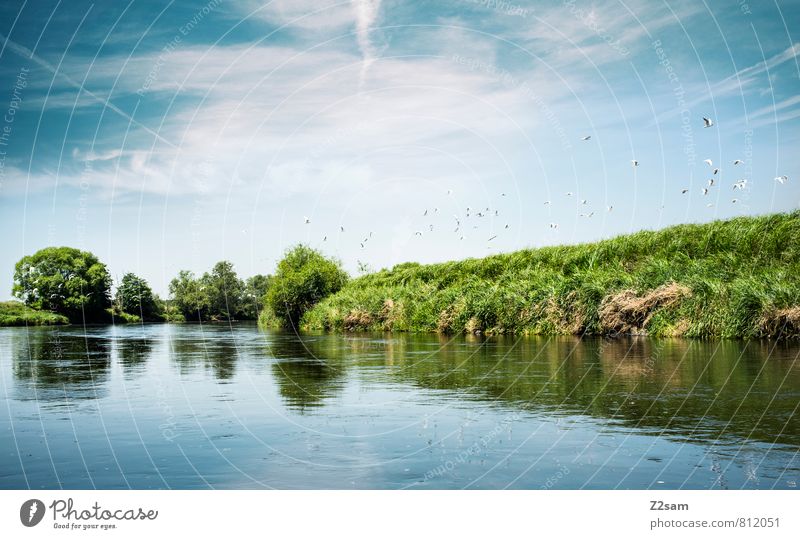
[607, 205, 613, 212]
[713, 168, 719, 175]
[707, 203, 714, 207]
[631, 160, 639, 167]
[581, 135, 591, 141]
[423, 209, 428, 216]
[488, 235, 497, 241]
[703, 159, 713, 167]
[703, 117, 714, 128]
[733, 179, 747, 190]
[501, 193, 506, 197]
[414, 231, 423, 237]
[504, 224, 509, 229]
[775, 175, 788, 184]
[733, 159, 743, 165]
[549, 223, 559, 229]
[581, 199, 588, 205]
[323, 236, 327, 242]
[304, 217, 311, 224]
[732, 199, 738, 203]
[702, 188, 709, 196]
[543, 200, 551, 205]
[434, 207, 439, 213]
[447, 189, 452, 195]
[565, 192, 573, 197]
[429, 224, 434, 232]
[707, 179, 715, 187]
[681, 189, 689, 194]
[360, 242, 364, 248]
[340, 226, 345, 232]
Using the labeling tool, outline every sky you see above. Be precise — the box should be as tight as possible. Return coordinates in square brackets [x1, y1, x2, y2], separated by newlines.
[0, 0, 798, 300]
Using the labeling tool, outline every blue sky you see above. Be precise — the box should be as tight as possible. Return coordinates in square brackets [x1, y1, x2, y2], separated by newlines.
[1, 0, 798, 299]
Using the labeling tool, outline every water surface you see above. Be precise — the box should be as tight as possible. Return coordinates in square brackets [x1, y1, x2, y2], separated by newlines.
[1, 323, 798, 489]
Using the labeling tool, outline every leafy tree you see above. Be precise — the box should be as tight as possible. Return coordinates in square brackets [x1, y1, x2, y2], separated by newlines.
[201, 261, 244, 320]
[115, 273, 161, 321]
[240, 274, 272, 319]
[266, 245, 348, 328]
[168, 270, 209, 321]
[13, 246, 112, 322]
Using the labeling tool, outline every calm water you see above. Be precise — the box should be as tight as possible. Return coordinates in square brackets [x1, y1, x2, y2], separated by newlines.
[1, 323, 798, 489]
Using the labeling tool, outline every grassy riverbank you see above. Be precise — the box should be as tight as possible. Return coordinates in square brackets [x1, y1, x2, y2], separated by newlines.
[0, 301, 70, 326]
[301, 212, 800, 339]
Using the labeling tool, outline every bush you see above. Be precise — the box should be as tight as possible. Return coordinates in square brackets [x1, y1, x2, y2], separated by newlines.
[115, 273, 161, 321]
[265, 245, 348, 328]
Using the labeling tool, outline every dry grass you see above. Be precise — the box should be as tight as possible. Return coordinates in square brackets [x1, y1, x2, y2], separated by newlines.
[759, 307, 800, 339]
[599, 282, 691, 335]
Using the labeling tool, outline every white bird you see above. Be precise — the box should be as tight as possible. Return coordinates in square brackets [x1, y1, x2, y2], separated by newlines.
[434, 207, 439, 213]
[340, 226, 345, 232]
[707, 203, 714, 207]
[360, 242, 364, 248]
[414, 231, 423, 237]
[733, 159, 743, 165]
[488, 235, 497, 241]
[501, 193, 506, 197]
[323, 236, 327, 242]
[549, 223, 559, 229]
[775, 175, 788, 184]
[607, 205, 613, 212]
[581, 199, 588, 205]
[707, 178, 715, 187]
[581, 135, 591, 141]
[423, 209, 428, 216]
[543, 200, 551, 205]
[733, 179, 747, 190]
[504, 224, 509, 229]
[713, 168, 719, 175]
[703, 159, 713, 167]
[631, 160, 639, 167]
[429, 224, 434, 232]
[681, 188, 689, 194]
[703, 117, 714, 128]
[565, 192, 573, 197]
[702, 188, 709, 196]
[447, 189, 452, 195]
[732, 199, 738, 203]
[304, 217, 311, 224]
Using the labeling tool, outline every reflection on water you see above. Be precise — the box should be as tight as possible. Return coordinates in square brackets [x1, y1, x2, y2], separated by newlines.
[0, 324, 798, 489]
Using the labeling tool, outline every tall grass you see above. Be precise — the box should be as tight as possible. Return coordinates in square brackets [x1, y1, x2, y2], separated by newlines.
[0, 301, 70, 326]
[303, 212, 800, 339]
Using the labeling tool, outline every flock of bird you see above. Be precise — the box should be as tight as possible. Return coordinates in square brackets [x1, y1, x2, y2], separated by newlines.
[303, 116, 789, 251]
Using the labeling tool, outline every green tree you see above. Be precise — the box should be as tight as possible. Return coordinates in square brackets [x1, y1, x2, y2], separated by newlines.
[13, 246, 112, 322]
[266, 245, 348, 328]
[168, 270, 210, 321]
[201, 261, 244, 320]
[115, 273, 161, 321]
[240, 274, 272, 319]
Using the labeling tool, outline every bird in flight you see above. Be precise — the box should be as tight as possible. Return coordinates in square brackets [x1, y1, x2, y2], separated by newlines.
[581, 135, 591, 141]
[703, 159, 713, 167]
[703, 117, 714, 128]
[489, 235, 497, 241]
[775, 175, 788, 184]
[549, 223, 559, 229]
[733, 179, 747, 190]
[631, 160, 639, 167]
[733, 159, 743, 165]
[702, 188, 709, 196]
[304, 217, 311, 224]
[681, 189, 689, 194]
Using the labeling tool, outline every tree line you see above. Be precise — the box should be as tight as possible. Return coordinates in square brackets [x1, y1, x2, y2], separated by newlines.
[10, 245, 347, 327]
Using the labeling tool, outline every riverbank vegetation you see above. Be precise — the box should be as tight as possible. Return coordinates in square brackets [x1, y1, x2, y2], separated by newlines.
[9, 246, 270, 325]
[300, 212, 800, 339]
[0, 301, 69, 326]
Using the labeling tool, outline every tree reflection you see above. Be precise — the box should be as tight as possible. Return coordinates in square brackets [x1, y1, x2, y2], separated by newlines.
[11, 328, 111, 401]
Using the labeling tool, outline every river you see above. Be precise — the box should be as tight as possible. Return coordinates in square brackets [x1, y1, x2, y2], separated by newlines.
[1, 323, 798, 489]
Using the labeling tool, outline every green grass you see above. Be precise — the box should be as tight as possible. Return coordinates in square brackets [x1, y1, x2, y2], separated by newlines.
[0, 301, 70, 326]
[301, 212, 800, 339]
